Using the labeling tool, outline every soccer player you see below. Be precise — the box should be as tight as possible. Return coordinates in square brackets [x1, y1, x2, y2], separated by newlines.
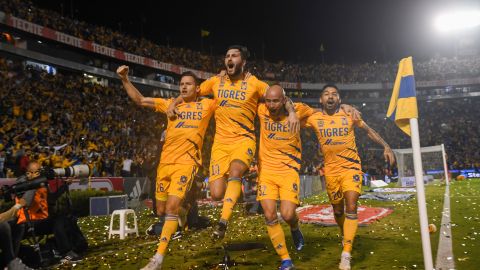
[167, 45, 300, 239]
[257, 85, 314, 270]
[305, 84, 395, 270]
[117, 66, 216, 270]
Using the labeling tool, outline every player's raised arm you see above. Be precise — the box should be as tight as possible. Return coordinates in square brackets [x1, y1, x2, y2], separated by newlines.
[116, 65, 156, 109]
[357, 121, 395, 166]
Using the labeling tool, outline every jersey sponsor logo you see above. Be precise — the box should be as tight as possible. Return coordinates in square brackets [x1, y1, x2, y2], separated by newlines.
[219, 99, 240, 108]
[217, 89, 246, 100]
[324, 138, 346, 145]
[175, 121, 199, 129]
[266, 133, 290, 141]
[318, 127, 349, 137]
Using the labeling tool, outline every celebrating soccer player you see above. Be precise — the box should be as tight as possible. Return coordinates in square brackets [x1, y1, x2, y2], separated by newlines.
[117, 66, 216, 270]
[256, 85, 314, 270]
[305, 84, 395, 270]
[167, 46, 300, 240]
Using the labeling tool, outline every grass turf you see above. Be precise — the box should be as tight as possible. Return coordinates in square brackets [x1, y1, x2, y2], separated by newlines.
[54, 179, 480, 269]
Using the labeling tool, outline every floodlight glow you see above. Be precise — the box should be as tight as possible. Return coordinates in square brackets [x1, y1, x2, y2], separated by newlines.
[434, 10, 480, 32]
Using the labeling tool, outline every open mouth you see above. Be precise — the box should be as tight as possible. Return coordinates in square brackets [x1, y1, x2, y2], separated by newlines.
[326, 100, 335, 105]
[227, 62, 235, 69]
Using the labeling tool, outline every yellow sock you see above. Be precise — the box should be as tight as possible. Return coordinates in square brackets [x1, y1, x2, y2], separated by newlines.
[334, 213, 345, 235]
[267, 219, 290, 261]
[156, 214, 179, 255]
[220, 178, 242, 222]
[343, 213, 358, 253]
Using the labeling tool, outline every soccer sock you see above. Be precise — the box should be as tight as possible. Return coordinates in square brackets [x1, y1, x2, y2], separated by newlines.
[343, 213, 358, 253]
[334, 212, 345, 235]
[156, 214, 179, 255]
[220, 177, 242, 222]
[267, 219, 290, 261]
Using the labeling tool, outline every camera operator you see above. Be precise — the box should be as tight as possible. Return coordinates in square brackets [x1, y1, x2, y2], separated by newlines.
[0, 198, 33, 270]
[9, 161, 83, 264]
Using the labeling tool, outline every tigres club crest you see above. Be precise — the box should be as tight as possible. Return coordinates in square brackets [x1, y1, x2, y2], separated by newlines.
[317, 120, 324, 128]
[180, 175, 187, 184]
[241, 80, 248, 90]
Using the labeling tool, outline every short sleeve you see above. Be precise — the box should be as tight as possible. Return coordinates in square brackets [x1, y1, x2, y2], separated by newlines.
[199, 77, 217, 96]
[253, 76, 269, 97]
[202, 98, 217, 113]
[257, 103, 267, 117]
[295, 103, 314, 119]
[153, 98, 169, 113]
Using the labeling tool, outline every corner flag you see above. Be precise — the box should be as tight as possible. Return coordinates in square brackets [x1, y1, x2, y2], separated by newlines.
[386, 56, 418, 136]
[201, 29, 210, 37]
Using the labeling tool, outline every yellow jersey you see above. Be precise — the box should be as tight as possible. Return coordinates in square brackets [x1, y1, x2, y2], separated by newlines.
[306, 109, 364, 176]
[154, 98, 215, 165]
[258, 103, 314, 173]
[199, 75, 269, 143]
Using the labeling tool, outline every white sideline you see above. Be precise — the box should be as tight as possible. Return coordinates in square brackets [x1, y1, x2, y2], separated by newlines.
[435, 184, 455, 270]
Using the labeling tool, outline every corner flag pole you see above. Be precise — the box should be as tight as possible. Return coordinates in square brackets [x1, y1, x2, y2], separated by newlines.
[409, 118, 434, 269]
[387, 57, 433, 269]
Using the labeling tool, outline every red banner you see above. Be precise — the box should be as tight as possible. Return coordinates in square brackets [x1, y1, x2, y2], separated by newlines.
[2, 14, 299, 88]
[297, 204, 393, 226]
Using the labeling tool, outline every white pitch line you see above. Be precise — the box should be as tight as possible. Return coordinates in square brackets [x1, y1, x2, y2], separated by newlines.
[435, 184, 455, 270]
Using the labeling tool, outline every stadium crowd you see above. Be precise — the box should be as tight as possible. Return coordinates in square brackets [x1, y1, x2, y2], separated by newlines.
[0, 56, 166, 178]
[2, 0, 480, 84]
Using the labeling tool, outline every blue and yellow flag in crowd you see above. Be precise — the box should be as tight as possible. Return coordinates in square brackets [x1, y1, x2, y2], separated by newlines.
[386, 56, 418, 136]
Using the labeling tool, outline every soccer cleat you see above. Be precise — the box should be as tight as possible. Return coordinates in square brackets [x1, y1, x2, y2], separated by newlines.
[211, 221, 227, 240]
[141, 255, 163, 270]
[279, 259, 296, 270]
[171, 230, 182, 240]
[291, 229, 305, 251]
[60, 250, 83, 264]
[339, 251, 352, 270]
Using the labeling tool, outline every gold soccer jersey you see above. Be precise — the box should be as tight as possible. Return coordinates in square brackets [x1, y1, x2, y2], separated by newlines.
[153, 98, 215, 165]
[257, 103, 314, 173]
[199, 75, 269, 144]
[306, 109, 364, 176]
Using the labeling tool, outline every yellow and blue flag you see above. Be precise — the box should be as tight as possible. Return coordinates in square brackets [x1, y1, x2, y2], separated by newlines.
[386, 56, 418, 136]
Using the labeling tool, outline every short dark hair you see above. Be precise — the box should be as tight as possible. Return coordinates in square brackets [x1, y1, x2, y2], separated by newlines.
[227, 45, 250, 60]
[321, 84, 340, 95]
[180, 71, 199, 85]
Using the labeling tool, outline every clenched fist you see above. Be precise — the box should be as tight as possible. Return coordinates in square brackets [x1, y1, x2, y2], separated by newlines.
[116, 65, 129, 81]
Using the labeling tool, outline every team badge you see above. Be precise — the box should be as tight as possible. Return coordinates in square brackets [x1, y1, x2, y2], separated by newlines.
[317, 120, 324, 127]
[241, 80, 247, 90]
[353, 174, 360, 182]
[196, 102, 203, 110]
[219, 77, 225, 88]
[180, 175, 187, 184]
[341, 117, 348, 126]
